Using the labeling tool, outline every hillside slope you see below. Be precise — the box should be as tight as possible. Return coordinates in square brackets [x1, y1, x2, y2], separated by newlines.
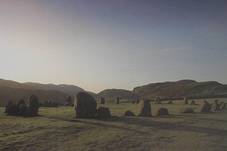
[133, 80, 227, 99]
[98, 89, 138, 100]
[0, 79, 84, 106]
[24, 82, 84, 96]
[0, 86, 68, 106]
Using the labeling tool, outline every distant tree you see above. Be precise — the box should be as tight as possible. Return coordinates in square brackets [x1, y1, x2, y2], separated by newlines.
[28, 95, 40, 116]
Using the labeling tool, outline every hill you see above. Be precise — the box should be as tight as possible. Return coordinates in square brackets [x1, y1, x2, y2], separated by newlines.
[98, 89, 138, 101]
[24, 82, 84, 96]
[133, 80, 227, 99]
[0, 79, 84, 106]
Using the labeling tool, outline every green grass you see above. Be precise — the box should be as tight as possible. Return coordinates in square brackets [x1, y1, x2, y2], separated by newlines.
[0, 98, 227, 151]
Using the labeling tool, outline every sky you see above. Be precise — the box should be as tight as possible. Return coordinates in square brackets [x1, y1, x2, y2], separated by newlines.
[0, 0, 227, 92]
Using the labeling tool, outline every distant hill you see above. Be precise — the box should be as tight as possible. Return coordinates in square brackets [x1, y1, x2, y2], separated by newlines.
[1, 78, 227, 106]
[98, 89, 138, 101]
[0, 86, 68, 106]
[24, 82, 84, 96]
[133, 80, 227, 100]
[0, 79, 84, 106]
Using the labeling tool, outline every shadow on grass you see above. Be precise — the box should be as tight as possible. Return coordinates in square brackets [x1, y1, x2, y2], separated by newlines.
[42, 114, 227, 136]
[113, 117, 227, 136]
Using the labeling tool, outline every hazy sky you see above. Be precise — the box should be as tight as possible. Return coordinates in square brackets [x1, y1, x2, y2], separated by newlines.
[0, 0, 227, 92]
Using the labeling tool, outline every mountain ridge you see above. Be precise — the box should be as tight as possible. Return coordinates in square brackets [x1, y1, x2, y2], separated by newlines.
[133, 79, 227, 99]
[1, 78, 227, 106]
[0, 79, 84, 106]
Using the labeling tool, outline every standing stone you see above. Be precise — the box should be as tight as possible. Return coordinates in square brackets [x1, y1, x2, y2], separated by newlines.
[96, 107, 111, 118]
[100, 97, 105, 104]
[154, 97, 161, 104]
[65, 96, 73, 106]
[184, 97, 188, 104]
[5, 101, 18, 115]
[75, 92, 97, 118]
[28, 95, 40, 116]
[199, 100, 211, 113]
[116, 97, 120, 104]
[190, 100, 197, 105]
[220, 103, 226, 110]
[139, 100, 152, 117]
[212, 100, 221, 111]
[17, 99, 28, 116]
[167, 100, 173, 104]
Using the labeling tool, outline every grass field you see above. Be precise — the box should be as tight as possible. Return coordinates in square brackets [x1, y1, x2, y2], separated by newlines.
[0, 98, 227, 151]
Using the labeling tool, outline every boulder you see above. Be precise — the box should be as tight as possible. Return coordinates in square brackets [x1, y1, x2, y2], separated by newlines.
[124, 110, 135, 117]
[96, 107, 111, 118]
[190, 100, 197, 105]
[181, 107, 194, 113]
[154, 108, 169, 116]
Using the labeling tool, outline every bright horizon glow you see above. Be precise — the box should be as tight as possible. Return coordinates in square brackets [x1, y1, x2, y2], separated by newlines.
[0, 0, 227, 93]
